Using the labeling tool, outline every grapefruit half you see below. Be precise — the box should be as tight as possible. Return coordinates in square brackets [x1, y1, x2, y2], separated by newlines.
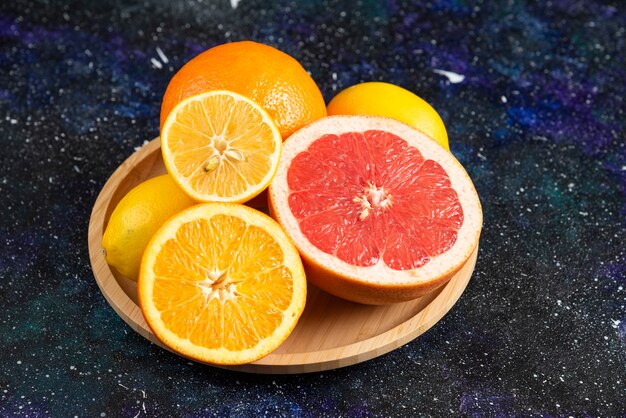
[269, 116, 482, 304]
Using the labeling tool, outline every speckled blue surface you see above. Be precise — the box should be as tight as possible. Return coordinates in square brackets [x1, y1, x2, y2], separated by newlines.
[1, 0, 625, 416]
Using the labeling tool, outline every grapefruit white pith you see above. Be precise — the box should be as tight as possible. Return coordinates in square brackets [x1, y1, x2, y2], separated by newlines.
[269, 116, 482, 304]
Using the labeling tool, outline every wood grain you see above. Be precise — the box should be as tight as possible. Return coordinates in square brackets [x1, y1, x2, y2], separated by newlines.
[88, 138, 479, 374]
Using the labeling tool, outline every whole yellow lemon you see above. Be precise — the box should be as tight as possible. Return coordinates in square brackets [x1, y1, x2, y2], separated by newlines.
[102, 174, 196, 280]
[327, 82, 449, 150]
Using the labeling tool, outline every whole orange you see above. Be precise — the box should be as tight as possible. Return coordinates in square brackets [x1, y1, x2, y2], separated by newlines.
[160, 41, 327, 139]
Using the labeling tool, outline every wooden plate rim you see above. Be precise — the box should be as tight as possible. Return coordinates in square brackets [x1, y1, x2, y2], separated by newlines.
[87, 138, 478, 374]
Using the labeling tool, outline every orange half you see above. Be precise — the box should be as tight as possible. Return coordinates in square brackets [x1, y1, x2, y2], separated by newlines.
[138, 203, 307, 365]
[161, 90, 282, 203]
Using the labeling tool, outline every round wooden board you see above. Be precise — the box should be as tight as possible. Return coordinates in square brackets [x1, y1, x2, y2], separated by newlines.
[88, 138, 479, 374]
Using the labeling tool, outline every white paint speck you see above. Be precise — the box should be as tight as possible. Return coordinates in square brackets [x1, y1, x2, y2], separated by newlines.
[557, 300, 562, 306]
[10, 118, 17, 124]
[150, 58, 162, 69]
[501, 96, 507, 103]
[332, 72, 337, 81]
[156, 47, 168, 64]
[433, 69, 465, 83]
[17, 360, 21, 364]
[230, 0, 241, 9]
[611, 319, 621, 329]
[133, 140, 150, 152]
[579, 211, 589, 216]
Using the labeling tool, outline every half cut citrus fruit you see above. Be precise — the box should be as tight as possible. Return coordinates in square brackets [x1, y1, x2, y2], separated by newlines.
[161, 90, 282, 203]
[269, 116, 482, 304]
[138, 203, 307, 365]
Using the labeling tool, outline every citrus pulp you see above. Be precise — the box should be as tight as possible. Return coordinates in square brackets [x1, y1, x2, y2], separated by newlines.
[269, 116, 481, 304]
[161, 90, 282, 203]
[138, 203, 307, 365]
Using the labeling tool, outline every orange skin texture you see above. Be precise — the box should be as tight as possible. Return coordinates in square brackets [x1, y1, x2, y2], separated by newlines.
[160, 41, 327, 139]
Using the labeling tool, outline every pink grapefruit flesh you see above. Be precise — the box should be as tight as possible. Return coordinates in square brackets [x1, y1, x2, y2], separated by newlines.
[269, 116, 482, 304]
[287, 130, 463, 270]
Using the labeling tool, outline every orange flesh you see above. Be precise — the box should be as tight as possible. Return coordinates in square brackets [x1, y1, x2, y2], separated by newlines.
[287, 130, 464, 270]
[151, 215, 293, 350]
[164, 93, 278, 200]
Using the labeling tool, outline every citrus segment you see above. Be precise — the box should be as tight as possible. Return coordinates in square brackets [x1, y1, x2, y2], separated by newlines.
[139, 203, 306, 365]
[287, 130, 463, 270]
[161, 91, 282, 203]
[269, 116, 482, 304]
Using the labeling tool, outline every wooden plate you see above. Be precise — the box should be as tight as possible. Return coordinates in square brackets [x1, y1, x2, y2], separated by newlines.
[88, 138, 479, 374]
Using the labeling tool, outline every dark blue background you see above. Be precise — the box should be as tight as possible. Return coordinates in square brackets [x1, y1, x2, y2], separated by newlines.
[1, 0, 624, 416]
